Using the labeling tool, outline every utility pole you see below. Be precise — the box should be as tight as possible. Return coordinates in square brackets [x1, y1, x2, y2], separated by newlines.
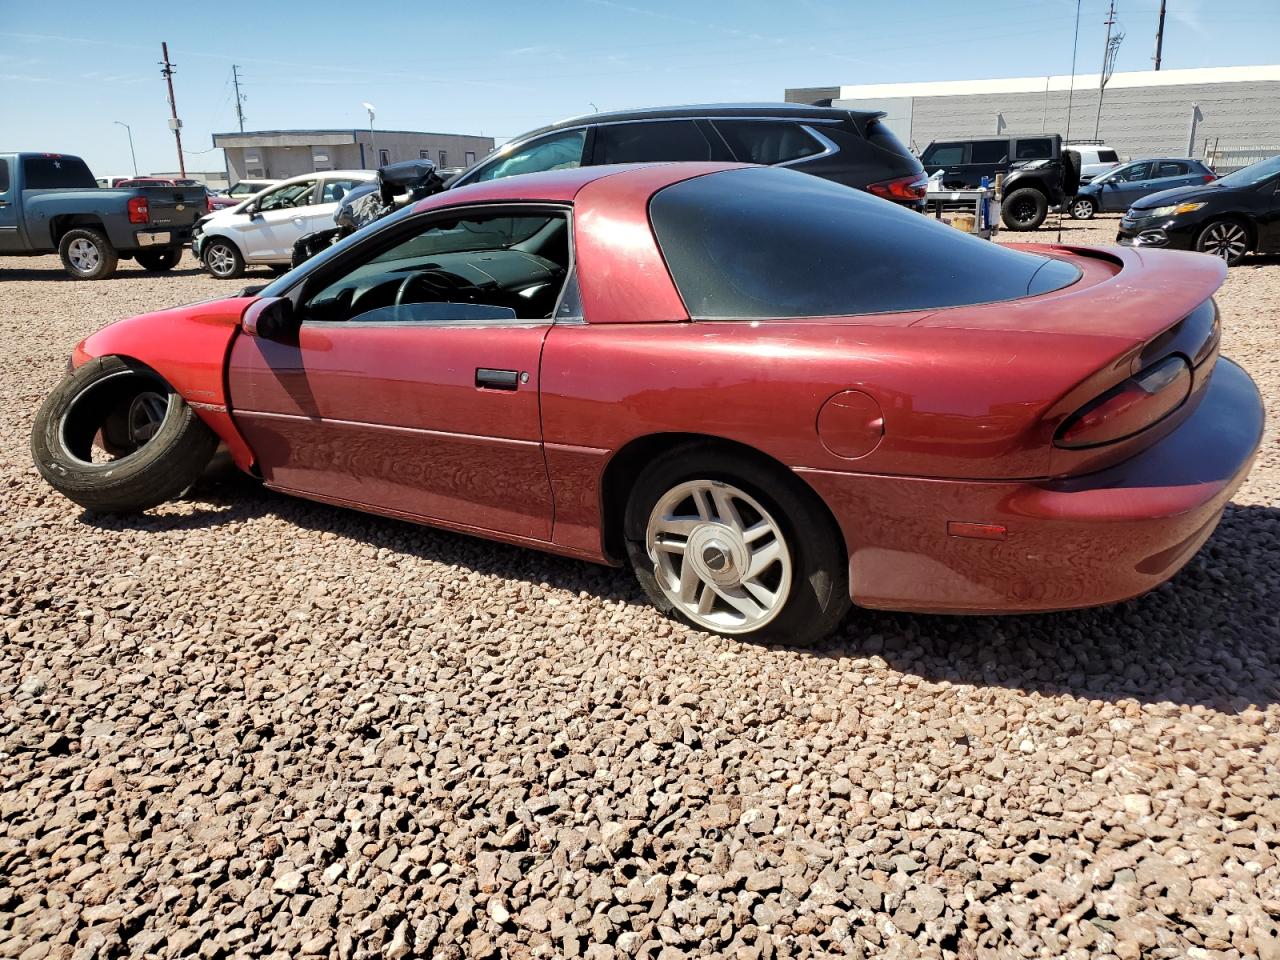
[1094, 0, 1124, 140]
[159, 42, 186, 178]
[232, 64, 247, 133]
[1153, 0, 1166, 70]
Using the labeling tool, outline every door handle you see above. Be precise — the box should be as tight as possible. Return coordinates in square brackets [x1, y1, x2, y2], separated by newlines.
[476, 368, 520, 391]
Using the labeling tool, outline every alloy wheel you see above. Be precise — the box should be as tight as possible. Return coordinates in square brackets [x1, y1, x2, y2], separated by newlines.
[1200, 222, 1248, 264]
[1071, 199, 1094, 219]
[68, 238, 101, 273]
[645, 479, 793, 634]
[206, 244, 236, 277]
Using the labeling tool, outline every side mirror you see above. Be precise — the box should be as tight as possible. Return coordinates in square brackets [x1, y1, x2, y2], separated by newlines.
[242, 296, 297, 341]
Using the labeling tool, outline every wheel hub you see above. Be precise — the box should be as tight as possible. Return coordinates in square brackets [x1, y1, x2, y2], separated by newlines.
[686, 526, 747, 587]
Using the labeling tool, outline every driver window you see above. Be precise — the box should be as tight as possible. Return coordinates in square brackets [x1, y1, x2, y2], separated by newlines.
[258, 181, 316, 211]
[302, 211, 572, 325]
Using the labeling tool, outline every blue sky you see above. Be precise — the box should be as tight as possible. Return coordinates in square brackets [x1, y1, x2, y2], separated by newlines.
[2, 0, 1277, 177]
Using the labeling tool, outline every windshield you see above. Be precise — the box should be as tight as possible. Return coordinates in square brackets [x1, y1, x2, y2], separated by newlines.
[1214, 154, 1280, 189]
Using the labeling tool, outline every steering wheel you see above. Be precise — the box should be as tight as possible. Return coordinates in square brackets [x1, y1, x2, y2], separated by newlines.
[395, 269, 475, 306]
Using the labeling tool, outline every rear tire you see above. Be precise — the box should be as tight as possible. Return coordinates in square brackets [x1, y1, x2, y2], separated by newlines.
[1195, 219, 1251, 266]
[1001, 188, 1049, 231]
[1070, 197, 1096, 220]
[202, 238, 245, 279]
[31, 356, 219, 513]
[135, 247, 181, 272]
[58, 228, 118, 280]
[623, 443, 850, 647]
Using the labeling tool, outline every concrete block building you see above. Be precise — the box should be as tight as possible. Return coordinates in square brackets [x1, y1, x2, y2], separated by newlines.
[212, 128, 495, 185]
[787, 64, 1280, 163]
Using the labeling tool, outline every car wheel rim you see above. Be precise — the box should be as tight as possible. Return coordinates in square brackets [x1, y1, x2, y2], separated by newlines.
[68, 238, 101, 272]
[1073, 200, 1093, 218]
[1014, 199, 1035, 223]
[1203, 223, 1247, 262]
[646, 479, 793, 634]
[127, 391, 169, 445]
[207, 245, 234, 276]
[58, 371, 173, 466]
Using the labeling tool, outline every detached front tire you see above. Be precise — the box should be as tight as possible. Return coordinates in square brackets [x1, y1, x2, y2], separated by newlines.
[624, 444, 850, 647]
[58, 228, 119, 280]
[31, 356, 219, 513]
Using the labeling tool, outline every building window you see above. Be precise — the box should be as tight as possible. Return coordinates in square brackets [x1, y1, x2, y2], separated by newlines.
[420, 150, 430, 160]
[465, 151, 476, 166]
[439, 150, 447, 167]
[379, 149, 390, 165]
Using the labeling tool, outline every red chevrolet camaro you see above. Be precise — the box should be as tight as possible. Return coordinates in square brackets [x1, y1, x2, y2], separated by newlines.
[32, 162, 1264, 645]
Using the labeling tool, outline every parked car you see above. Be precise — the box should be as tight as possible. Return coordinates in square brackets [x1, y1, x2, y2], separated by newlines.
[31, 163, 1262, 646]
[191, 171, 375, 278]
[919, 134, 1081, 230]
[1117, 153, 1280, 265]
[205, 188, 240, 211]
[449, 103, 928, 209]
[0, 152, 204, 279]
[226, 178, 277, 198]
[113, 177, 177, 188]
[1070, 158, 1216, 219]
[1066, 142, 1122, 184]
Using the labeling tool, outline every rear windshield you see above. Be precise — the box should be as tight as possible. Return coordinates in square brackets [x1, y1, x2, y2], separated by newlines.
[650, 167, 1079, 319]
[21, 156, 96, 190]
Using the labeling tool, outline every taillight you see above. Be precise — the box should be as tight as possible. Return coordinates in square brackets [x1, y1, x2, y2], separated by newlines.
[1202, 173, 1216, 183]
[866, 173, 929, 202]
[207, 197, 215, 213]
[1055, 356, 1192, 449]
[127, 197, 149, 224]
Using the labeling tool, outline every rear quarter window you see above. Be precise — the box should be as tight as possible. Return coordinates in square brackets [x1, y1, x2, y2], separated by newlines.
[712, 120, 822, 165]
[650, 167, 1079, 319]
[1098, 150, 1119, 163]
[1015, 138, 1053, 160]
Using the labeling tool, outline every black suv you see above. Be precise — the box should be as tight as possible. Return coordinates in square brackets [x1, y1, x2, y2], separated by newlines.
[449, 104, 928, 209]
[920, 134, 1081, 230]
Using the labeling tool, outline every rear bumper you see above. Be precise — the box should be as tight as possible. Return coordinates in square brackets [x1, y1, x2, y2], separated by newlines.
[799, 358, 1264, 614]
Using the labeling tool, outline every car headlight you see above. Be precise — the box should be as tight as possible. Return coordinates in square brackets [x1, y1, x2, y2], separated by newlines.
[1146, 201, 1206, 218]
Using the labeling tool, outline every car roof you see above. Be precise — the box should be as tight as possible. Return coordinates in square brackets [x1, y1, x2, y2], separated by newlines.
[415, 161, 748, 212]
[507, 102, 881, 143]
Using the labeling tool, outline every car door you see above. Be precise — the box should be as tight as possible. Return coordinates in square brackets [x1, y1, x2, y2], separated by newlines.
[1260, 175, 1280, 252]
[920, 141, 968, 187]
[0, 158, 21, 253]
[250, 179, 320, 259]
[1100, 162, 1151, 211]
[226, 206, 571, 540]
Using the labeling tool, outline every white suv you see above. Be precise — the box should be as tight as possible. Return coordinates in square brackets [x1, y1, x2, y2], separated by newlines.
[1066, 143, 1122, 184]
[193, 171, 375, 278]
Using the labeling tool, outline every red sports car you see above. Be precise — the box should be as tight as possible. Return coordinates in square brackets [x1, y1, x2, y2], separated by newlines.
[31, 163, 1264, 645]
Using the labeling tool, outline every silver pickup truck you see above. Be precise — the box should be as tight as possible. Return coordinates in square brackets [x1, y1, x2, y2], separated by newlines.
[0, 152, 205, 279]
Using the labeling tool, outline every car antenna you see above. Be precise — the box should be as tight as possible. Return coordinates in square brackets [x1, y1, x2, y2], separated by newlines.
[1058, 0, 1082, 245]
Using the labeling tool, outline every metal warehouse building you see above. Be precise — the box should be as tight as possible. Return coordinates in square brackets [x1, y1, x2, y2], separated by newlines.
[787, 65, 1280, 164]
[212, 128, 495, 184]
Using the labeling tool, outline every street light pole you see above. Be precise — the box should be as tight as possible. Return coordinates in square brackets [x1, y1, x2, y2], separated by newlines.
[113, 121, 138, 176]
[363, 102, 378, 168]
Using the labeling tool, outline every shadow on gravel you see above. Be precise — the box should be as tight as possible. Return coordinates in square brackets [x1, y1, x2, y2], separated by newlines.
[83, 474, 1280, 709]
[0, 265, 277, 282]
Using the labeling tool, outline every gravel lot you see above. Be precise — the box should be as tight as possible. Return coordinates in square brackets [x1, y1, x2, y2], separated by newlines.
[2, 218, 1278, 960]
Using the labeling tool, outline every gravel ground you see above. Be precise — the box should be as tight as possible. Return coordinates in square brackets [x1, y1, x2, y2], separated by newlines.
[1, 221, 1278, 960]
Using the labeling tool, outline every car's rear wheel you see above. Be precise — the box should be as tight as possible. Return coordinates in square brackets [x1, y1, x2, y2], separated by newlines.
[624, 444, 849, 646]
[58, 228, 119, 280]
[1001, 188, 1049, 231]
[202, 238, 245, 279]
[31, 356, 219, 513]
[135, 247, 181, 272]
[1196, 219, 1251, 266]
[1070, 197, 1096, 220]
